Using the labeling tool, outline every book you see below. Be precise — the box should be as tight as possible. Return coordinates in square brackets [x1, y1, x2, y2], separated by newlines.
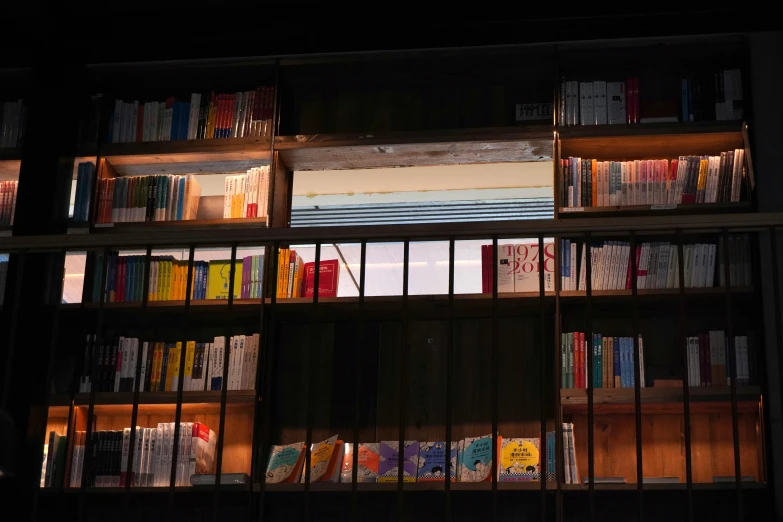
[482, 241, 555, 293]
[0, 180, 19, 227]
[499, 438, 540, 482]
[417, 441, 458, 482]
[266, 442, 306, 483]
[302, 259, 341, 298]
[207, 260, 243, 300]
[106, 86, 275, 143]
[95, 174, 203, 224]
[377, 440, 418, 483]
[301, 435, 340, 483]
[457, 435, 497, 482]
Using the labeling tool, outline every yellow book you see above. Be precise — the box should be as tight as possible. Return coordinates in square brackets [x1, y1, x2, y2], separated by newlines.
[176, 262, 183, 300]
[499, 438, 540, 482]
[277, 249, 288, 298]
[166, 343, 181, 392]
[184, 341, 195, 390]
[166, 260, 173, 301]
[276, 249, 283, 298]
[698, 157, 708, 201]
[301, 435, 337, 483]
[206, 99, 216, 139]
[207, 260, 242, 300]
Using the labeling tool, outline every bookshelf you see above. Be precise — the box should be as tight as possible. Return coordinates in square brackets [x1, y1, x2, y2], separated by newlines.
[3, 31, 778, 522]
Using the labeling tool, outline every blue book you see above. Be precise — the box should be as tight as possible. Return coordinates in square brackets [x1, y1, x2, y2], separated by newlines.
[545, 431, 556, 482]
[418, 442, 457, 482]
[613, 337, 620, 387]
[564, 240, 571, 285]
[596, 335, 603, 388]
[620, 338, 628, 388]
[171, 103, 181, 140]
[180, 102, 191, 140]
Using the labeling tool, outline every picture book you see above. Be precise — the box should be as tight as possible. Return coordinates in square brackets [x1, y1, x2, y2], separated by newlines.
[417, 441, 458, 482]
[377, 441, 418, 483]
[499, 438, 540, 482]
[355, 443, 379, 482]
[301, 435, 338, 483]
[458, 434, 497, 482]
[206, 260, 242, 300]
[265, 442, 305, 483]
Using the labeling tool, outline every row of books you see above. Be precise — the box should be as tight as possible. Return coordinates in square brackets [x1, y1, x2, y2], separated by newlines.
[482, 242, 555, 294]
[560, 151, 747, 209]
[91, 254, 265, 303]
[77, 334, 259, 393]
[0, 180, 17, 227]
[276, 251, 341, 298]
[560, 70, 742, 126]
[0, 99, 26, 148]
[41, 431, 67, 488]
[107, 86, 275, 143]
[682, 70, 744, 122]
[560, 235, 752, 291]
[562, 333, 645, 389]
[57, 423, 217, 488]
[71, 162, 96, 223]
[224, 166, 270, 219]
[95, 174, 202, 224]
[267, 434, 556, 484]
[687, 332, 756, 387]
[561, 79, 638, 126]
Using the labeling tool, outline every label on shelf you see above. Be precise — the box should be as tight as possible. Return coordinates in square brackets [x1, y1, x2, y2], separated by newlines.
[94, 223, 115, 228]
[560, 207, 585, 213]
[650, 204, 677, 210]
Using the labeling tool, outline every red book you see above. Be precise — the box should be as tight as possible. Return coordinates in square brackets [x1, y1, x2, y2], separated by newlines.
[303, 259, 341, 298]
[579, 333, 585, 388]
[669, 159, 679, 203]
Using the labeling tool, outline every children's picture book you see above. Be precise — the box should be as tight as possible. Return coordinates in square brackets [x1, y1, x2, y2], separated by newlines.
[301, 435, 338, 483]
[377, 441, 418, 482]
[417, 441, 458, 482]
[499, 438, 540, 482]
[207, 260, 242, 300]
[265, 442, 305, 483]
[458, 434, 497, 482]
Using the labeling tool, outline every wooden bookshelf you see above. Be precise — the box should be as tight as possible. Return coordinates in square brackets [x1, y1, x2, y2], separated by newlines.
[101, 136, 272, 176]
[560, 386, 761, 414]
[558, 121, 745, 160]
[275, 126, 554, 170]
[92, 217, 268, 233]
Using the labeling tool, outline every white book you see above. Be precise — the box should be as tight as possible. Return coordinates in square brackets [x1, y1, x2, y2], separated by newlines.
[637, 243, 649, 290]
[140, 428, 151, 486]
[121, 428, 131, 487]
[593, 81, 607, 124]
[154, 425, 164, 486]
[620, 162, 627, 206]
[673, 156, 685, 204]
[688, 244, 701, 288]
[579, 82, 594, 125]
[129, 338, 139, 391]
[607, 241, 620, 290]
[599, 242, 612, 291]
[223, 176, 232, 219]
[578, 243, 587, 291]
[497, 244, 515, 293]
[665, 245, 678, 289]
[647, 244, 659, 290]
[705, 156, 716, 203]
[227, 336, 236, 390]
[237, 335, 246, 390]
[683, 245, 693, 289]
[248, 333, 260, 391]
[146, 428, 157, 487]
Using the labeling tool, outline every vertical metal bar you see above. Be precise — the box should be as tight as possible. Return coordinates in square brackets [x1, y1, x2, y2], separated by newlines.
[721, 229, 743, 522]
[77, 247, 110, 522]
[445, 237, 455, 522]
[676, 231, 694, 522]
[248, 244, 268, 517]
[554, 237, 564, 522]
[398, 240, 410, 519]
[212, 244, 237, 521]
[630, 233, 643, 521]
[304, 241, 321, 522]
[538, 235, 548, 521]
[350, 240, 367, 521]
[257, 242, 280, 522]
[124, 247, 152, 505]
[491, 235, 499, 522]
[585, 233, 594, 514]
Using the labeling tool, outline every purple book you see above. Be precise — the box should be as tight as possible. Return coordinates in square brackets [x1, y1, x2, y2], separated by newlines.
[377, 441, 418, 482]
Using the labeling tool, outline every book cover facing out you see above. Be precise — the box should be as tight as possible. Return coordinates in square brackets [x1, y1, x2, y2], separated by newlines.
[499, 438, 540, 482]
[265, 442, 305, 483]
[303, 259, 340, 298]
[417, 441, 458, 482]
[458, 435, 495, 482]
[207, 260, 242, 300]
[302, 435, 338, 483]
[377, 441, 418, 482]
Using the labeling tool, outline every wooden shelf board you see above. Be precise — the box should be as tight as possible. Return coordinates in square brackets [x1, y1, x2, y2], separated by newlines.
[93, 217, 267, 232]
[0, 158, 20, 180]
[275, 126, 553, 170]
[102, 136, 272, 176]
[559, 202, 751, 217]
[558, 121, 744, 160]
[561, 386, 760, 414]
[52, 390, 256, 416]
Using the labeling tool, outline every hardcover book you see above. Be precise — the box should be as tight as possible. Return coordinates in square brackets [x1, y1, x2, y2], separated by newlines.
[377, 441, 418, 482]
[499, 438, 540, 482]
[302, 259, 341, 298]
[417, 441, 458, 482]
